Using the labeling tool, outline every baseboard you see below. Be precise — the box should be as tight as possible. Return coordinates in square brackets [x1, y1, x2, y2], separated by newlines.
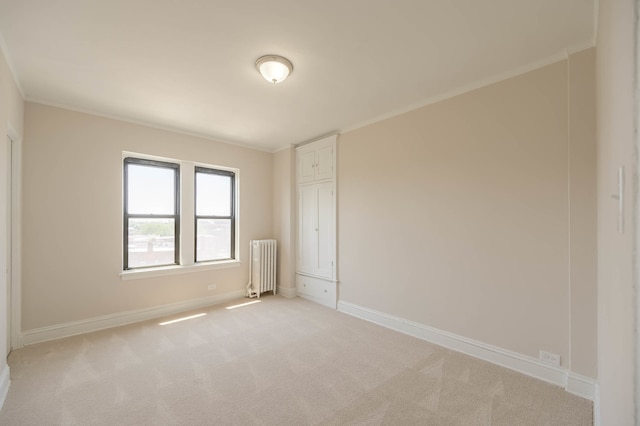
[337, 300, 597, 401]
[566, 372, 597, 400]
[22, 290, 245, 346]
[593, 382, 601, 426]
[278, 286, 297, 298]
[0, 364, 10, 411]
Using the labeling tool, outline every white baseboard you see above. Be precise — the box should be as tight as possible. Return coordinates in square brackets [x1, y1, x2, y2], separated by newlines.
[566, 372, 598, 400]
[22, 290, 245, 346]
[0, 364, 10, 411]
[593, 382, 600, 426]
[337, 300, 597, 401]
[278, 286, 297, 298]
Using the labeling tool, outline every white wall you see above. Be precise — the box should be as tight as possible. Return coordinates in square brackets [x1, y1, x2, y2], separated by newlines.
[596, 0, 636, 423]
[338, 50, 597, 377]
[0, 45, 24, 402]
[21, 102, 273, 331]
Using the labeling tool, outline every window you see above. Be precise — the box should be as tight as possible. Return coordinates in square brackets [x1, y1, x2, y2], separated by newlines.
[123, 158, 180, 270]
[195, 167, 235, 262]
[122, 154, 239, 275]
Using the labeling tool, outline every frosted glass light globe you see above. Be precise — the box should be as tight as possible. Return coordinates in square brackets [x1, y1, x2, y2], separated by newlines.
[256, 55, 293, 84]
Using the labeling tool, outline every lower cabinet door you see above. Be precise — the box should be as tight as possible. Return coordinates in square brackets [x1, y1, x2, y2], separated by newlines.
[296, 274, 336, 309]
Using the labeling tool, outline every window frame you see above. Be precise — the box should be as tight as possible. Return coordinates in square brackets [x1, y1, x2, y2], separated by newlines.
[121, 152, 241, 280]
[194, 166, 236, 263]
[123, 157, 180, 270]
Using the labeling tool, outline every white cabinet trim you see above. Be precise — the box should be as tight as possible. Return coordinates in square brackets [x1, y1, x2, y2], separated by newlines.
[295, 135, 338, 308]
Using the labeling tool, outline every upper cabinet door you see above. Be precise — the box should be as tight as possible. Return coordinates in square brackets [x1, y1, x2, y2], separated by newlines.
[297, 136, 336, 184]
[315, 145, 334, 181]
[299, 150, 316, 184]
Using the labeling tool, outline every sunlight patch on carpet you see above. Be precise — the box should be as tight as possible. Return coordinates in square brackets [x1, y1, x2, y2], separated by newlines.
[159, 313, 206, 325]
[225, 300, 261, 310]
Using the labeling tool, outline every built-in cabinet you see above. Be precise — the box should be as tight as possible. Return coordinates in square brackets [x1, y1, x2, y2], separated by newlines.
[298, 143, 334, 183]
[296, 135, 337, 309]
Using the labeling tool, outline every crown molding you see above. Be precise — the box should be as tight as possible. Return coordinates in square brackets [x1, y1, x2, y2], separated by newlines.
[340, 43, 595, 136]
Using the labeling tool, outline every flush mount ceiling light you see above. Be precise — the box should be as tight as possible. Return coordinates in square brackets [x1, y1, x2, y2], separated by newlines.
[256, 55, 293, 84]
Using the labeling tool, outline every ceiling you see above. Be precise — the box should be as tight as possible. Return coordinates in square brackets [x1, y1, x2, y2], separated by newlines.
[0, 0, 595, 152]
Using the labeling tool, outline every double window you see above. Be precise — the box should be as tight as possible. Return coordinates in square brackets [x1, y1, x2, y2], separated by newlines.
[123, 156, 237, 270]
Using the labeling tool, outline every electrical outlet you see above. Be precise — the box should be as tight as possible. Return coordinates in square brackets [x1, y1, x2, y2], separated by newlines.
[539, 350, 561, 366]
[207, 284, 216, 290]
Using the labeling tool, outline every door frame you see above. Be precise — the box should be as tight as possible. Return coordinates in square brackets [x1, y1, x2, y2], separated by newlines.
[635, 0, 640, 420]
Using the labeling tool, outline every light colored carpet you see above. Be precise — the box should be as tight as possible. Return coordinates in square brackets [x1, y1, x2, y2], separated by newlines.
[0, 295, 592, 425]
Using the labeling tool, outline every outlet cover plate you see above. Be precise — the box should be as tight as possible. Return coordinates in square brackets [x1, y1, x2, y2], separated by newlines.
[539, 350, 560, 366]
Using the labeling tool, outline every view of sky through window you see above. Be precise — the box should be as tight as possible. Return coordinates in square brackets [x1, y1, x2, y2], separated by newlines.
[196, 173, 230, 216]
[127, 164, 175, 214]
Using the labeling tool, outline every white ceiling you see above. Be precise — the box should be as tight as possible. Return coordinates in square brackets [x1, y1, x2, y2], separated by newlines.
[0, 0, 595, 152]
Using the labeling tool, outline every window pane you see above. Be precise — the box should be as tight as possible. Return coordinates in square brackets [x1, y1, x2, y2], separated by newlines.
[128, 218, 176, 268]
[196, 219, 231, 261]
[128, 164, 175, 214]
[196, 173, 231, 216]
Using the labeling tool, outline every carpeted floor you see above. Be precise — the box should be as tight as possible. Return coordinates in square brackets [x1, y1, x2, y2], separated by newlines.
[0, 295, 592, 425]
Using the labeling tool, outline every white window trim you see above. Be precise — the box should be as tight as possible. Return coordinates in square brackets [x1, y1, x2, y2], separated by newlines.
[121, 151, 240, 279]
[120, 259, 241, 280]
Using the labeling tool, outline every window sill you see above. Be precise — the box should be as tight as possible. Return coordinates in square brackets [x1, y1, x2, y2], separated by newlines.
[120, 260, 241, 281]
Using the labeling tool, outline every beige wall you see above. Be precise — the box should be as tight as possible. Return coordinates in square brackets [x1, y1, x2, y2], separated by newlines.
[21, 102, 273, 331]
[272, 147, 296, 292]
[568, 48, 597, 379]
[596, 0, 636, 423]
[0, 48, 24, 361]
[338, 50, 597, 375]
